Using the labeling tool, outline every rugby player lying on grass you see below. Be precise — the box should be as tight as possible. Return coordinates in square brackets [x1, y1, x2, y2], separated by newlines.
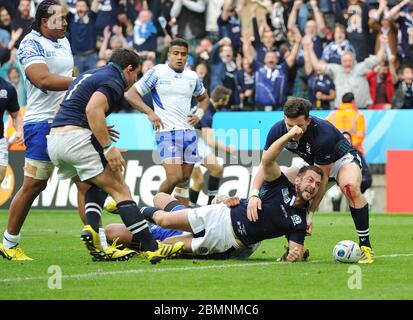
[106, 126, 323, 262]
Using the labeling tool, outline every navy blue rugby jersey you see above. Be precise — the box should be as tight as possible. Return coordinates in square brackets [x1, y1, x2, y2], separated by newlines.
[52, 63, 127, 129]
[230, 174, 308, 246]
[264, 116, 355, 165]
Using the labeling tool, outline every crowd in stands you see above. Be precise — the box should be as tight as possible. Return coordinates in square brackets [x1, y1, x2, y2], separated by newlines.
[1, 0, 413, 112]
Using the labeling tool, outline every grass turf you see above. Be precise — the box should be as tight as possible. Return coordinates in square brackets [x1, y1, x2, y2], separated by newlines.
[0, 210, 412, 300]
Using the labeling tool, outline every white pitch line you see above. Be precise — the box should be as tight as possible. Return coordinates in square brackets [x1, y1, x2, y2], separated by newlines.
[1, 253, 412, 284]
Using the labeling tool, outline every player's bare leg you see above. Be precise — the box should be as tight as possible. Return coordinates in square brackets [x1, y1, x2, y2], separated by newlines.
[0, 165, 6, 184]
[201, 153, 223, 204]
[337, 162, 373, 263]
[7, 176, 47, 235]
[159, 158, 183, 194]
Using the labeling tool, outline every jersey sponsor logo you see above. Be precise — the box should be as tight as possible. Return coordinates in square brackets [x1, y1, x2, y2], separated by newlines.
[291, 214, 302, 226]
[236, 221, 247, 236]
[306, 143, 311, 155]
[281, 188, 291, 204]
[0, 89, 8, 99]
[287, 141, 298, 149]
[159, 80, 172, 85]
[46, 50, 58, 57]
[280, 204, 288, 218]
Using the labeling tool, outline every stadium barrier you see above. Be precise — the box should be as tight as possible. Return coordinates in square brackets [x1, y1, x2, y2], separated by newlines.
[1, 110, 412, 212]
[386, 150, 413, 213]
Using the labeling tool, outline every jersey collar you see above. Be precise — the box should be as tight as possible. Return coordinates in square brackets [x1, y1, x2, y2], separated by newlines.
[108, 62, 128, 88]
[32, 30, 58, 43]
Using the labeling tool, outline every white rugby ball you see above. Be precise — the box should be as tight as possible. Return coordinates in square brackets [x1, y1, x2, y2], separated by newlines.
[332, 240, 363, 263]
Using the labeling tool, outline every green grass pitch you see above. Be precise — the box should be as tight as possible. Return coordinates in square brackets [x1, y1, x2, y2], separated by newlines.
[0, 210, 412, 300]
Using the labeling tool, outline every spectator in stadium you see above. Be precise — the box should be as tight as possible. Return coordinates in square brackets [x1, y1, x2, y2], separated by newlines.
[96, 0, 119, 37]
[251, 3, 277, 64]
[303, 35, 336, 110]
[170, 0, 207, 43]
[218, 0, 242, 54]
[0, 6, 12, 37]
[305, 33, 388, 109]
[287, 0, 326, 59]
[368, 0, 399, 68]
[334, 0, 371, 62]
[7, 66, 26, 106]
[205, 0, 223, 42]
[133, 8, 157, 60]
[194, 37, 213, 66]
[242, 28, 301, 111]
[321, 23, 356, 64]
[266, 0, 291, 44]
[387, 0, 413, 64]
[11, 0, 33, 49]
[236, 57, 255, 111]
[98, 25, 129, 62]
[366, 56, 397, 110]
[327, 92, 366, 154]
[67, 0, 99, 74]
[195, 62, 209, 93]
[392, 65, 413, 109]
[210, 37, 240, 110]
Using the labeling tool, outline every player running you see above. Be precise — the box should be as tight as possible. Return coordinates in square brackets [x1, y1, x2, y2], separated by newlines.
[248, 97, 374, 263]
[0, 0, 89, 261]
[47, 48, 184, 264]
[111, 126, 323, 261]
[124, 38, 209, 206]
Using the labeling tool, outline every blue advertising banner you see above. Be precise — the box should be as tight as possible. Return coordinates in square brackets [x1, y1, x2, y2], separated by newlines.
[103, 110, 413, 164]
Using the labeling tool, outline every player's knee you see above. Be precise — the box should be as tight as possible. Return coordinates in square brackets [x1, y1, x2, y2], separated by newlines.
[153, 192, 174, 208]
[209, 164, 223, 177]
[154, 211, 170, 228]
[341, 182, 362, 199]
[167, 175, 182, 187]
[193, 174, 204, 189]
[23, 179, 48, 195]
[104, 224, 117, 242]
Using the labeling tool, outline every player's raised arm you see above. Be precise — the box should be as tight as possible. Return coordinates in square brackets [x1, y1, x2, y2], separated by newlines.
[261, 125, 303, 182]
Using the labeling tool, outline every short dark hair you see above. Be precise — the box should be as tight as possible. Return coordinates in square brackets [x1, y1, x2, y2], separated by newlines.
[283, 97, 311, 119]
[32, 0, 61, 33]
[169, 38, 189, 50]
[297, 166, 324, 180]
[76, 0, 90, 6]
[211, 85, 232, 102]
[109, 48, 141, 70]
[342, 92, 354, 103]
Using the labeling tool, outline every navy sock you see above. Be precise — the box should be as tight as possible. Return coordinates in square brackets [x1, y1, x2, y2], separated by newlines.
[207, 176, 220, 204]
[85, 186, 107, 233]
[350, 204, 371, 248]
[117, 201, 157, 251]
[189, 188, 200, 206]
[140, 206, 161, 224]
